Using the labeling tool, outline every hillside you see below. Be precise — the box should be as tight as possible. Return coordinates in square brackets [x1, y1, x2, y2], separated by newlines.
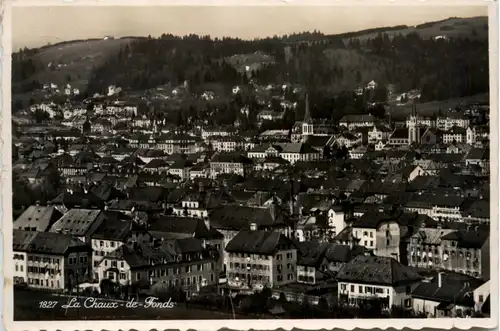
[12, 38, 136, 93]
[11, 16, 489, 103]
[340, 16, 488, 42]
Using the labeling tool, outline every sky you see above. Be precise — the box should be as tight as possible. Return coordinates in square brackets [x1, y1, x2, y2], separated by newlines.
[12, 5, 488, 50]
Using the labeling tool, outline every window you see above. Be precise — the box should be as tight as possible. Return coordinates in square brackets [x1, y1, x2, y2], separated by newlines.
[136, 273, 141, 280]
[277, 275, 283, 282]
[364, 241, 368, 246]
[20, 265, 23, 272]
[479, 295, 484, 303]
[359, 286, 363, 293]
[15, 264, 18, 272]
[370, 232, 373, 238]
[351, 285, 355, 292]
[370, 241, 373, 247]
[111, 242, 115, 248]
[100, 241, 104, 247]
[276, 254, 282, 261]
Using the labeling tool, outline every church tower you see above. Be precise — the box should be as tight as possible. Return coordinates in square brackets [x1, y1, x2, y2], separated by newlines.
[302, 94, 313, 143]
[408, 102, 421, 145]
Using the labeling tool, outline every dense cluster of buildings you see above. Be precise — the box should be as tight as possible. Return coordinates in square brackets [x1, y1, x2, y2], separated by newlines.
[12, 88, 491, 318]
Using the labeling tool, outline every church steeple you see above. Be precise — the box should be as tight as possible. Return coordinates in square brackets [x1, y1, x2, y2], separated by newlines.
[302, 94, 314, 143]
[303, 93, 312, 124]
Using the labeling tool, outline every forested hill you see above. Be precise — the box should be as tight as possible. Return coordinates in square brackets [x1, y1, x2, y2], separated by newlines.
[85, 28, 488, 101]
[12, 16, 489, 104]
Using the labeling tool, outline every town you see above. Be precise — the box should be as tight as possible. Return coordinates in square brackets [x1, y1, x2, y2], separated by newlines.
[11, 22, 491, 320]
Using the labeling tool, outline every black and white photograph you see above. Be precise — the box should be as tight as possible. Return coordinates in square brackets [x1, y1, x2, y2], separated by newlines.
[3, 2, 498, 329]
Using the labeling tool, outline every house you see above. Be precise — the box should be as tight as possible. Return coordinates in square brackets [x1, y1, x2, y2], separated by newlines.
[89, 212, 133, 281]
[209, 204, 289, 271]
[368, 126, 392, 144]
[13, 230, 92, 290]
[366, 80, 378, 90]
[209, 152, 253, 179]
[411, 271, 484, 317]
[97, 238, 220, 298]
[407, 224, 456, 269]
[147, 215, 225, 272]
[155, 133, 199, 154]
[443, 127, 467, 144]
[167, 160, 193, 181]
[225, 227, 298, 292]
[350, 209, 422, 262]
[279, 143, 321, 165]
[349, 146, 368, 159]
[339, 114, 376, 130]
[48, 208, 107, 244]
[337, 255, 422, 309]
[440, 228, 490, 279]
[257, 110, 285, 122]
[295, 241, 331, 285]
[333, 133, 363, 148]
[14, 205, 63, 232]
[207, 135, 246, 152]
[436, 114, 470, 131]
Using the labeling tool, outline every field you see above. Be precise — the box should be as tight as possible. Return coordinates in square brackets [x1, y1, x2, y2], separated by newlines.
[341, 16, 488, 43]
[14, 38, 136, 93]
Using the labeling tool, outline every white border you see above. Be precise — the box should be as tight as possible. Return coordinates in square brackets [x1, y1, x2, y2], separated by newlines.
[1, 1, 498, 330]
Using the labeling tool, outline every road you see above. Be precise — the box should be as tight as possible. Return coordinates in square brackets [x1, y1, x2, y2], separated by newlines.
[13, 289, 244, 320]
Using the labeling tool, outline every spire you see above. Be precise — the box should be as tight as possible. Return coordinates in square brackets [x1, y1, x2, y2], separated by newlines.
[304, 93, 311, 123]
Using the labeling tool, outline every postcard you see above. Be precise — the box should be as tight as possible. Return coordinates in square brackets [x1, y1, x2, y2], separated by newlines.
[1, 0, 498, 330]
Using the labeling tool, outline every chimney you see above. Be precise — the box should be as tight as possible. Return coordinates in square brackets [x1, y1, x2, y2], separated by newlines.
[438, 272, 443, 288]
[104, 205, 108, 211]
[250, 223, 258, 231]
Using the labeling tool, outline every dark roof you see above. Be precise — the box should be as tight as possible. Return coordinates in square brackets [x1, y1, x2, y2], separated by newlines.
[411, 272, 484, 307]
[295, 241, 331, 267]
[441, 229, 489, 249]
[336, 255, 422, 286]
[13, 229, 90, 255]
[148, 216, 223, 240]
[91, 211, 133, 241]
[209, 205, 287, 231]
[14, 205, 63, 232]
[49, 209, 104, 237]
[352, 210, 419, 229]
[210, 152, 253, 164]
[50, 189, 105, 209]
[225, 230, 296, 255]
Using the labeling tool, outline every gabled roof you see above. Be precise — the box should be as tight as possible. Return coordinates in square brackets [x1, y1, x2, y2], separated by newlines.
[14, 205, 63, 232]
[13, 229, 90, 255]
[441, 229, 489, 249]
[411, 272, 484, 307]
[148, 215, 223, 240]
[209, 205, 287, 231]
[225, 230, 295, 255]
[49, 209, 104, 237]
[336, 255, 422, 286]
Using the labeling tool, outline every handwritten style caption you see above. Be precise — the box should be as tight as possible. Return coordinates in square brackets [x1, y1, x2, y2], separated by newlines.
[39, 297, 175, 309]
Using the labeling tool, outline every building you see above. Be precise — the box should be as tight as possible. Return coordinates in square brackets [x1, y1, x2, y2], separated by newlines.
[368, 125, 392, 144]
[209, 152, 253, 179]
[337, 255, 422, 309]
[13, 230, 92, 290]
[411, 272, 485, 317]
[442, 127, 467, 144]
[97, 238, 220, 298]
[225, 226, 298, 292]
[14, 205, 63, 232]
[339, 114, 376, 130]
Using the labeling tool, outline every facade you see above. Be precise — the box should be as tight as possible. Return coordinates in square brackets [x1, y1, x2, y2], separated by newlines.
[209, 152, 253, 179]
[337, 255, 422, 309]
[225, 228, 298, 291]
[13, 230, 92, 290]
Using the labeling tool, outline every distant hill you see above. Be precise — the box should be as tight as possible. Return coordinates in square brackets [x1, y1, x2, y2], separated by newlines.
[11, 16, 488, 101]
[338, 16, 488, 42]
[12, 37, 136, 94]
